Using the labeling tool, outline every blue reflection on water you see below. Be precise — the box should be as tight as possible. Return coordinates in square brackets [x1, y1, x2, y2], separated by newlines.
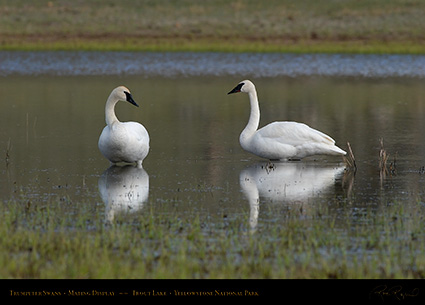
[1, 51, 425, 78]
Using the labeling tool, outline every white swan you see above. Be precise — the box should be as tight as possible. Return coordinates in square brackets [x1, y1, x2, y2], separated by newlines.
[98, 86, 149, 167]
[228, 80, 346, 161]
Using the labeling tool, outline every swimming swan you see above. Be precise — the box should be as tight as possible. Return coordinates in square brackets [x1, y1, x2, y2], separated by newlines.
[98, 86, 149, 167]
[228, 80, 346, 161]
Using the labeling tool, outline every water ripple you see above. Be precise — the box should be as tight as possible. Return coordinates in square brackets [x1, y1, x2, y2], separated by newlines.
[1, 51, 425, 78]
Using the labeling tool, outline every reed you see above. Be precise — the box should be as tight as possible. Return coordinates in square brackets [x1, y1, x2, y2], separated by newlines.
[5, 138, 11, 167]
[379, 138, 397, 178]
[379, 138, 389, 173]
[343, 142, 356, 172]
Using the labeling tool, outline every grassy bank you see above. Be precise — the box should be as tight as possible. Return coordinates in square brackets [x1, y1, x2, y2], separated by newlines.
[1, 195, 424, 279]
[1, 0, 425, 53]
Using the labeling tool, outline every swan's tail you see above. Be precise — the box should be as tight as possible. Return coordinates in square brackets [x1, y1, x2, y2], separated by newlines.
[329, 145, 347, 155]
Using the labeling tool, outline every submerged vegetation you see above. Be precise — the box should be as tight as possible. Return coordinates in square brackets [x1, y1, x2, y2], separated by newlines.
[1, 194, 424, 279]
[1, 0, 425, 53]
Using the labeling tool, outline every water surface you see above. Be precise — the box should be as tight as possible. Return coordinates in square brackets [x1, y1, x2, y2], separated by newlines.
[1, 52, 425, 231]
[2, 51, 425, 78]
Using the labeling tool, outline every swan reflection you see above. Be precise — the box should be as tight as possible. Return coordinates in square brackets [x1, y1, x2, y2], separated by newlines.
[98, 165, 149, 222]
[239, 162, 346, 230]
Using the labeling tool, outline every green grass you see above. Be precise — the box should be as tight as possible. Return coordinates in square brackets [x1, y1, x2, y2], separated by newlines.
[1, 0, 425, 53]
[1, 194, 424, 279]
[3, 38, 425, 55]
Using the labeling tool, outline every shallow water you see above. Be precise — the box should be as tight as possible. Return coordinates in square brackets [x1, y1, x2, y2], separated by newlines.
[1, 52, 425, 230]
[2, 51, 425, 78]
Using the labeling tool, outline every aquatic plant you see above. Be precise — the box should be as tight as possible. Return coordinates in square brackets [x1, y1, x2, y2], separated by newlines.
[343, 142, 356, 172]
[379, 138, 397, 184]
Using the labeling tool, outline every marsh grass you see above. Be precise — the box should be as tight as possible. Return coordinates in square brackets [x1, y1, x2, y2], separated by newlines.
[2, 0, 425, 53]
[5, 138, 11, 168]
[1, 194, 424, 279]
[379, 138, 397, 186]
[343, 142, 357, 171]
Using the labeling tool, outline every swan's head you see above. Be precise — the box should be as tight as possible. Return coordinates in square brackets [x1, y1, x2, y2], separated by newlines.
[228, 80, 255, 95]
[112, 86, 138, 107]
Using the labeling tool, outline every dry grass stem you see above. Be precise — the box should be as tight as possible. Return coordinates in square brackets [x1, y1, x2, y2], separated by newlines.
[380, 138, 397, 173]
[379, 138, 389, 173]
[343, 142, 356, 172]
[379, 138, 397, 183]
[5, 138, 12, 167]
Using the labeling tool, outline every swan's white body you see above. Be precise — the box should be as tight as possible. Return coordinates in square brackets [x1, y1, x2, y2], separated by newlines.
[228, 80, 346, 161]
[98, 86, 149, 167]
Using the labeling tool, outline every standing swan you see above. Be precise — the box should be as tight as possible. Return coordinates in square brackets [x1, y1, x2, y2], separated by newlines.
[228, 80, 346, 161]
[98, 86, 149, 167]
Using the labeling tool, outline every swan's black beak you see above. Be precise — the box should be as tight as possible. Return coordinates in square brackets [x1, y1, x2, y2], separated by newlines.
[124, 91, 139, 107]
[227, 83, 244, 95]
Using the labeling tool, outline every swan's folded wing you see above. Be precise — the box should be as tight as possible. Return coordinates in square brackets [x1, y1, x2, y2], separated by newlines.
[257, 121, 335, 146]
[124, 122, 150, 143]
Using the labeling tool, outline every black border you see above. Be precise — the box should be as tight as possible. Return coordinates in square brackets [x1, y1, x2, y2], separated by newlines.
[1, 279, 424, 302]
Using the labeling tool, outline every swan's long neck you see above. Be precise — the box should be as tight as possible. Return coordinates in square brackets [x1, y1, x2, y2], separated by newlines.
[105, 95, 119, 126]
[241, 89, 260, 141]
